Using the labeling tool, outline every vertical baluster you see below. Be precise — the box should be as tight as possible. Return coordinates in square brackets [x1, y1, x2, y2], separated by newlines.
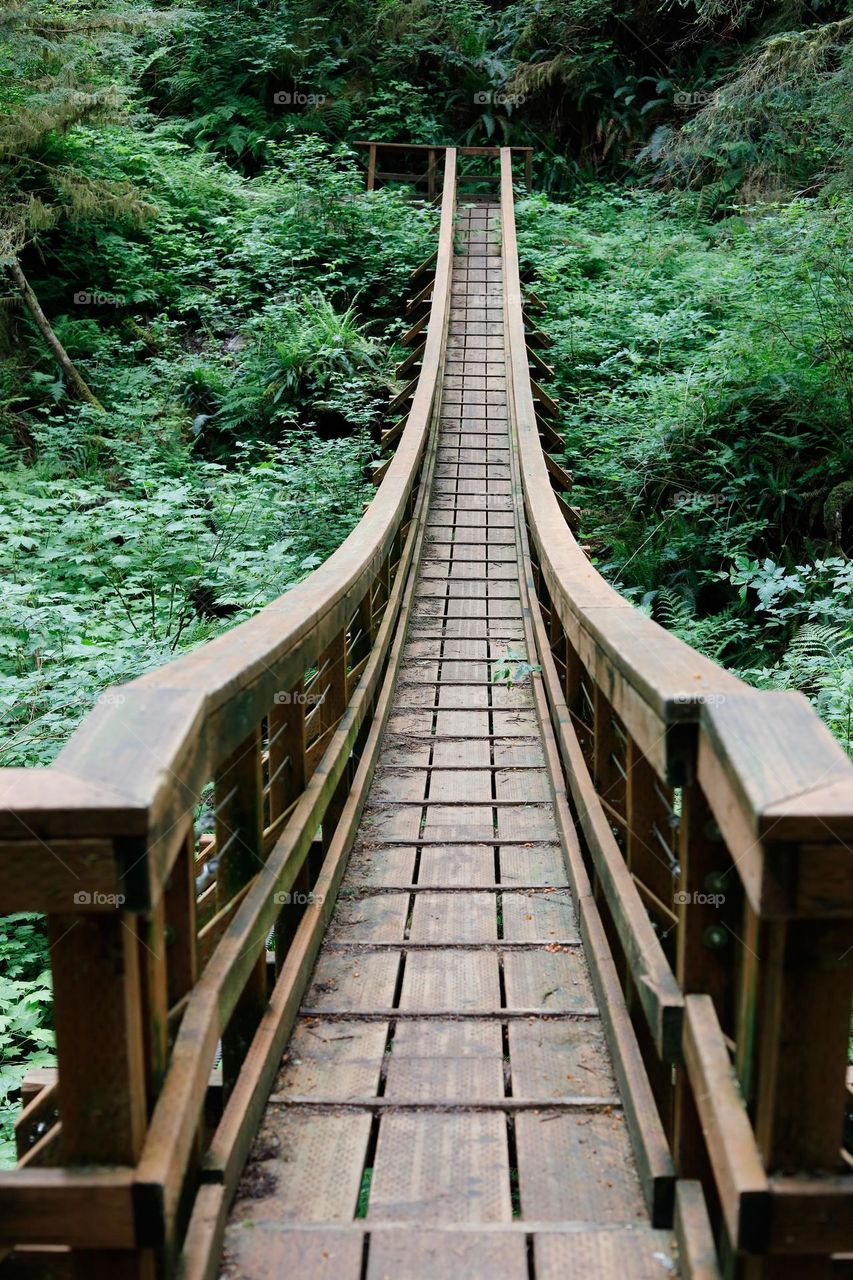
[563, 637, 583, 713]
[215, 726, 266, 1098]
[269, 679, 308, 970]
[625, 740, 678, 930]
[138, 896, 169, 1101]
[734, 901, 761, 1104]
[373, 552, 391, 630]
[319, 628, 350, 854]
[164, 827, 198, 1011]
[366, 143, 377, 191]
[592, 686, 620, 817]
[676, 782, 732, 1017]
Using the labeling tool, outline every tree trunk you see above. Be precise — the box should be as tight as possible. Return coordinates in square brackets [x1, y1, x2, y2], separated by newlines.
[6, 258, 105, 411]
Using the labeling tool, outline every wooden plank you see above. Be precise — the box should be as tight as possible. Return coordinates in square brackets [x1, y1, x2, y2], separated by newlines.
[496, 803, 557, 842]
[699, 694, 853, 916]
[675, 1180, 723, 1278]
[0, 1171, 138, 1248]
[417, 845, 497, 885]
[409, 892, 497, 942]
[494, 767, 551, 801]
[228, 1109, 373, 1223]
[498, 846, 569, 885]
[383, 1019, 504, 1101]
[515, 1111, 646, 1221]
[424, 770, 492, 801]
[368, 1114, 512, 1222]
[508, 1020, 615, 1099]
[682, 995, 770, 1251]
[367, 1228, 527, 1277]
[328, 893, 410, 942]
[503, 949, 595, 1010]
[274, 1020, 387, 1100]
[223, 1225, 364, 1280]
[305, 950, 401, 1011]
[501, 888, 578, 941]
[399, 951, 501, 1011]
[534, 1228, 678, 1277]
[347, 845, 418, 885]
[0, 838, 120, 913]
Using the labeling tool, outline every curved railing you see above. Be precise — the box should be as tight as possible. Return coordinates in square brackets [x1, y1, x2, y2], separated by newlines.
[0, 149, 457, 1276]
[500, 147, 853, 1269]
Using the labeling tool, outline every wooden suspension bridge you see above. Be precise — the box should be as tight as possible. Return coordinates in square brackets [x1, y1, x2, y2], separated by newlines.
[0, 146, 851, 1280]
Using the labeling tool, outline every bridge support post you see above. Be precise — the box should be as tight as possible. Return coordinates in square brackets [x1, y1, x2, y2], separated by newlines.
[215, 726, 267, 1100]
[753, 917, 853, 1171]
[49, 910, 158, 1279]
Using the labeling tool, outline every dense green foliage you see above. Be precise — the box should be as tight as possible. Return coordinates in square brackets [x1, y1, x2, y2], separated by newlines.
[517, 188, 853, 750]
[1, 0, 851, 1163]
[0, 917, 51, 1164]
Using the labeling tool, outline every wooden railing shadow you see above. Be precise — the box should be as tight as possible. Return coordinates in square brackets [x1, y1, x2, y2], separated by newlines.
[499, 146, 853, 1278]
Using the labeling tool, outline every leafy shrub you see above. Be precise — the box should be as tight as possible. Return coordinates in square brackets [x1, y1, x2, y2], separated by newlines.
[0, 916, 53, 1164]
[516, 186, 853, 747]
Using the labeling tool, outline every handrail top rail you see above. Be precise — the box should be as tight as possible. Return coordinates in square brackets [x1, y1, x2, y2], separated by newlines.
[354, 141, 533, 153]
[0, 150, 459, 856]
[498, 147, 853, 830]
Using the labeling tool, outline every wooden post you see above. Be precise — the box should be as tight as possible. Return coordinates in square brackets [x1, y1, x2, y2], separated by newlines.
[753, 917, 853, 1170]
[49, 911, 157, 1278]
[428, 147, 437, 200]
[367, 143, 377, 191]
[214, 727, 267, 1098]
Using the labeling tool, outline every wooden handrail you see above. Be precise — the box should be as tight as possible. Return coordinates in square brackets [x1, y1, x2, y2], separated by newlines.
[500, 146, 853, 1274]
[356, 140, 533, 193]
[0, 148, 458, 1275]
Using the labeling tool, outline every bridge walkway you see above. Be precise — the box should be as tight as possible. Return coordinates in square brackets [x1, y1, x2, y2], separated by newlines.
[220, 200, 677, 1280]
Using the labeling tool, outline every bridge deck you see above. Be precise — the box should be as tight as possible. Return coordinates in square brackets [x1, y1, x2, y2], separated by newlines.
[221, 203, 676, 1278]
